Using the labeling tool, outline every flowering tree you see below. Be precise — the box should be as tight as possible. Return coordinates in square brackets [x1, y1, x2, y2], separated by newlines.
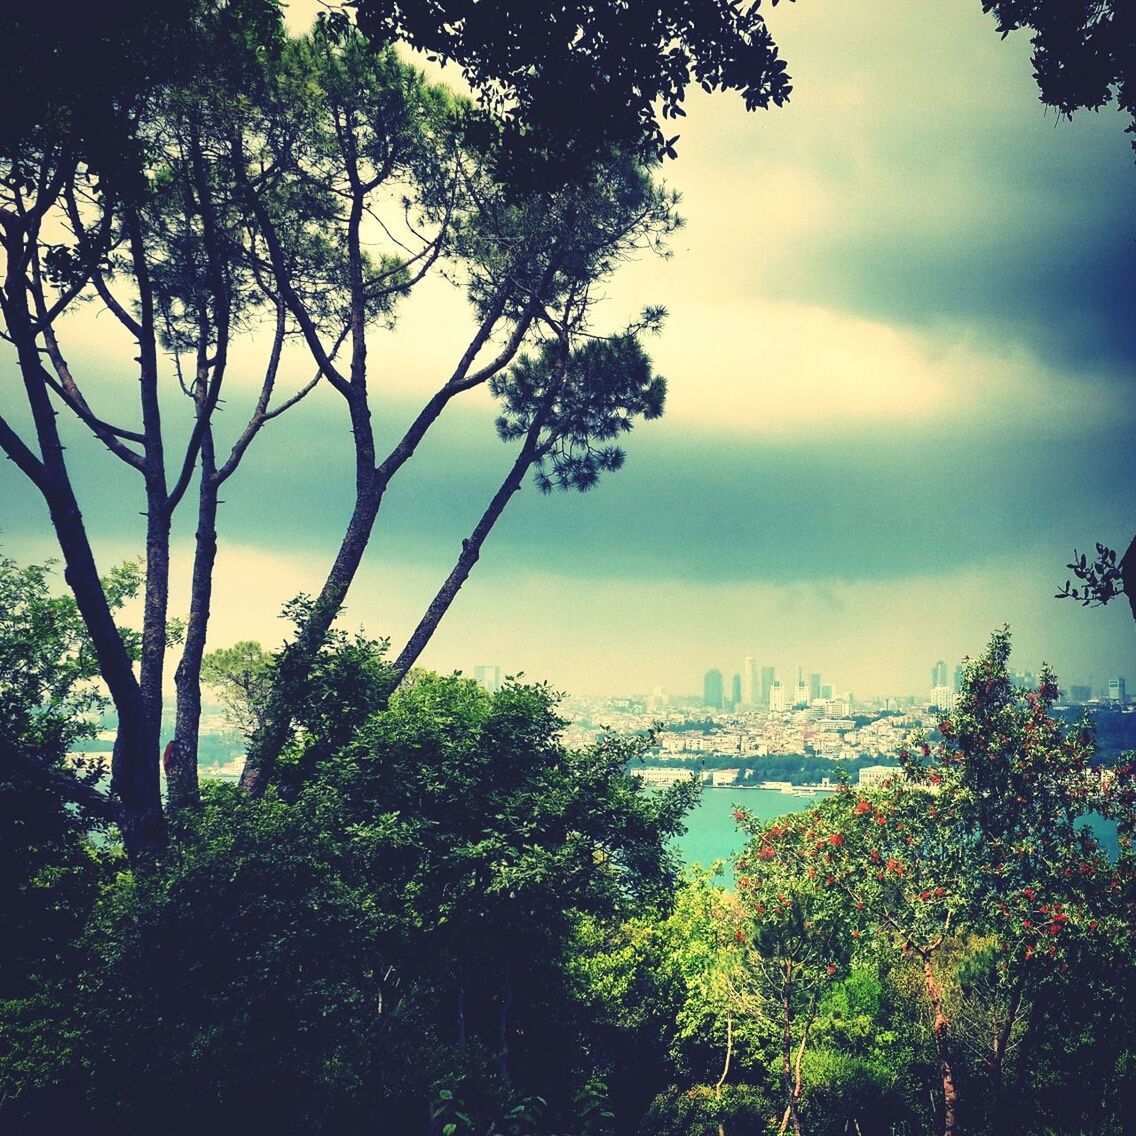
[732, 810, 854, 1136]
[823, 630, 1125, 1135]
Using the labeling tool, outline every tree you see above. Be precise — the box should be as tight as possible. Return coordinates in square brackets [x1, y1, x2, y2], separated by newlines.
[1054, 534, 1136, 627]
[810, 630, 1128, 1136]
[354, 0, 796, 184]
[234, 20, 681, 796]
[0, 0, 304, 853]
[1, 658, 698, 1134]
[1, 9, 679, 852]
[981, 2, 1136, 142]
[732, 813, 858, 1135]
[0, 556, 124, 1129]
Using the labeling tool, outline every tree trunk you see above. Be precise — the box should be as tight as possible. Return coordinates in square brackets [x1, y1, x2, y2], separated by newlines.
[1, 263, 166, 858]
[923, 954, 959, 1136]
[239, 473, 384, 795]
[780, 972, 803, 1136]
[388, 425, 545, 687]
[169, 457, 219, 809]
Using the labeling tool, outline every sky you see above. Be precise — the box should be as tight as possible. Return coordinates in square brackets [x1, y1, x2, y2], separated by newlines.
[3, 0, 1135, 700]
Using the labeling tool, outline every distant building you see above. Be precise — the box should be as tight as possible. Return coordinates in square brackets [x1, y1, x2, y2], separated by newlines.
[932, 660, 949, 689]
[761, 665, 776, 707]
[858, 765, 896, 790]
[704, 668, 724, 709]
[634, 767, 701, 788]
[809, 672, 822, 702]
[768, 680, 786, 713]
[1067, 685, 1092, 705]
[743, 656, 757, 706]
[930, 686, 958, 713]
[1108, 677, 1128, 705]
[953, 664, 964, 693]
[731, 673, 742, 708]
[474, 665, 501, 693]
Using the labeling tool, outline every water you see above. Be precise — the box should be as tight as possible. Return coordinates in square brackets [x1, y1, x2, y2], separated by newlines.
[674, 788, 1121, 872]
[675, 788, 816, 871]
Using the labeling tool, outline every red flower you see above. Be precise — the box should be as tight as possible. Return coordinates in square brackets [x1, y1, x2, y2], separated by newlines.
[855, 800, 871, 814]
[918, 890, 931, 901]
[826, 964, 837, 976]
[829, 832, 845, 846]
[735, 929, 746, 943]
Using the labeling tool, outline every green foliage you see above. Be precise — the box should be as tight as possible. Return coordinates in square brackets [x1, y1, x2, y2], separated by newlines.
[637, 1083, 777, 1136]
[354, 0, 794, 184]
[199, 640, 274, 738]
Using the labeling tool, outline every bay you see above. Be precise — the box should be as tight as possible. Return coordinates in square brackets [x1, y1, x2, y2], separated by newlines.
[673, 787, 1120, 873]
[674, 787, 817, 871]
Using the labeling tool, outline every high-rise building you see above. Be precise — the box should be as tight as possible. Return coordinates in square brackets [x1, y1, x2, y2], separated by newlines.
[742, 656, 757, 706]
[1108, 677, 1127, 705]
[794, 678, 808, 707]
[953, 664, 964, 693]
[731, 673, 742, 708]
[1067, 685, 1092, 704]
[704, 668, 724, 709]
[768, 680, 785, 713]
[809, 672, 822, 702]
[760, 666, 776, 707]
[474, 665, 501, 693]
[932, 660, 949, 689]
[930, 686, 958, 712]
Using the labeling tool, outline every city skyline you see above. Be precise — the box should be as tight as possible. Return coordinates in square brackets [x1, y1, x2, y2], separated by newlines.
[3, 0, 1135, 701]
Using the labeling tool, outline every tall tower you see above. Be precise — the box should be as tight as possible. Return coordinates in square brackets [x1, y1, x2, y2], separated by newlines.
[932, 660, 949, 689]
[731, 673, 742, 708]
[761, 666, 775, 707]
[704, 668, 724, 709]
[809, 672, 822, 702]
[743, 656, 757, 706]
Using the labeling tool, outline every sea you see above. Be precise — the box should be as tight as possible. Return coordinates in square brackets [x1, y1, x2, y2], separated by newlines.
[674, 788, 815, 872]
[674, 786, 1120, 873]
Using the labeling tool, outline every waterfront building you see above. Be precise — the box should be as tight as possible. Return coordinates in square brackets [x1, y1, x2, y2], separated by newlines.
[857, 765, 896, 790]
[1108, 677, 1128, 705]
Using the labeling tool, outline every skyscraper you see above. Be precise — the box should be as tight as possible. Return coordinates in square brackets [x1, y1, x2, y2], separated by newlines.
[932, 660, 949, 689]
[742, 656, 757, 706]
[809, 672, 822, 702]
[1108, 677, 1127, 705]
[731, 673, 742, 708]
[760, 666, 775, 708]
[704, 668, 724, 709]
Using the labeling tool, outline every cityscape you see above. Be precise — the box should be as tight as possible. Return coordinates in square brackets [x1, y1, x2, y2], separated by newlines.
[468, 658, 1131, 774]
